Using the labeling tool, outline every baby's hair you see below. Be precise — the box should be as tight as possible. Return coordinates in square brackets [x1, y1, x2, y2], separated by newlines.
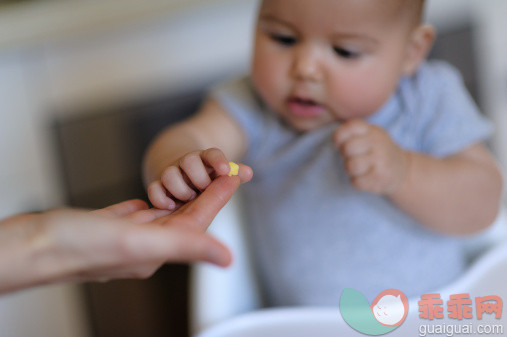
[415, 0, 426, 23]
[394, 0, 427, 29]
[408, 0, 426, 25]
[258, 0, 427, 27]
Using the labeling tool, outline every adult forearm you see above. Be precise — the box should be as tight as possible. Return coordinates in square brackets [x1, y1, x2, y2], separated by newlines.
[388, 151, 503, 235]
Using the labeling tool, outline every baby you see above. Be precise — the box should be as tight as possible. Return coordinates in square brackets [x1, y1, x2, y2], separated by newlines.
[143, 0, 502, 304]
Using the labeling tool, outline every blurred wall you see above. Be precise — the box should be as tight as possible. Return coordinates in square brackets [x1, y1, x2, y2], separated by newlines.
[0, 0, 256, 336]
[426, 0, 507, 165]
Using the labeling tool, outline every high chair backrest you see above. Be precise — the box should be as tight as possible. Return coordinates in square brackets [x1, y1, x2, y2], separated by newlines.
[190, 196, 507, 335]
[195, 241, 507, 337]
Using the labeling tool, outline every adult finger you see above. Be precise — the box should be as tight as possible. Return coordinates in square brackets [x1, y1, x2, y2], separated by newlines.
[178, 175, 240, 230]
[126, 225, 232, 266]
[238, 164, 254, 183]
[93, 199, 149, 217]
[162, 228, 232, 266]
[126, 208, 173, 224]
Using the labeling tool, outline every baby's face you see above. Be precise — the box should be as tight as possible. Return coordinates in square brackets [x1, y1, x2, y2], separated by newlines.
[251, 0, 420, 131]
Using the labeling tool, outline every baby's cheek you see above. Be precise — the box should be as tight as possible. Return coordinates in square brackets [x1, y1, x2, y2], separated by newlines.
[252, 73, 285, 115]
[330, 74, 394, 119]
[252, 48, 291, 108]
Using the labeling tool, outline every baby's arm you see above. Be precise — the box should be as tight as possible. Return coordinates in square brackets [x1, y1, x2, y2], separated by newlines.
[143, 99, 252, 210]
[335, 119, 503, 235]
[388, 144, 502, 234]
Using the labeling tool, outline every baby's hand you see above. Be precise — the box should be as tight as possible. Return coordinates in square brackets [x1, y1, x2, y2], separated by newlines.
[148, 148, 252, 210]
[333, 120, 409, 195]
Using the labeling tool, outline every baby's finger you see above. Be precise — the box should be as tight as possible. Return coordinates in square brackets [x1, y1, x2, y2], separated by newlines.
[201, 148, 230, 177]
[345, 155, 372, 178]
[334, 119, 369, 147]
[351, 174, 382, 194]
[161, 166, 197, 202]
[179, 152, 212, 191]
[341, 136, 372, 157]
[147, 180, 177, 210]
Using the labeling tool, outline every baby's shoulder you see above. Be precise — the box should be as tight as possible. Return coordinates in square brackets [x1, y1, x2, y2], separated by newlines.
[396, 60, 470, 121]
[212, 76, 262, 108]
[410, 60, 466, 96]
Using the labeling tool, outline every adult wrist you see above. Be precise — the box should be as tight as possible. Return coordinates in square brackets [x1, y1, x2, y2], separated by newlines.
[25, 210, 76, 287]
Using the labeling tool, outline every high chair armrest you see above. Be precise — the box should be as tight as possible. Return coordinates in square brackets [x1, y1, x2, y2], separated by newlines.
[464, 206, 507, 262]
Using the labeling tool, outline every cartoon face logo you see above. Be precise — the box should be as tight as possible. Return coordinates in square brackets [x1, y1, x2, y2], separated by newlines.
[370, 289, 409, 327]
[340, 288, 409, 335]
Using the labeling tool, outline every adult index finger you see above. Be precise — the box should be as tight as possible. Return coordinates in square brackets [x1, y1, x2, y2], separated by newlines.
[179, 175, 240, 230]
[92, 199, 149, 217]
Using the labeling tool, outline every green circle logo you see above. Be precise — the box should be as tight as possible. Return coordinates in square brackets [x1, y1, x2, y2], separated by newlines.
[339, 288, 409, 335]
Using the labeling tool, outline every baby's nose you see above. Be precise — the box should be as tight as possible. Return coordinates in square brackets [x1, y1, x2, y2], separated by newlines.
[291, 46, 323, 82]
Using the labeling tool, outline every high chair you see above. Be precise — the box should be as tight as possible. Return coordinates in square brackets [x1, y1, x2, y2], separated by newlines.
[190, 194, 507, 336]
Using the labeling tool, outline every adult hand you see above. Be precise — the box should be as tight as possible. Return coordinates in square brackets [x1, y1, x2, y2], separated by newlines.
[0, 175, 244, 294]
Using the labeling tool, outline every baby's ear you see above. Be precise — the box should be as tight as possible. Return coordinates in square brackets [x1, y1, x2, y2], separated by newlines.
[402, 24, 436, 76]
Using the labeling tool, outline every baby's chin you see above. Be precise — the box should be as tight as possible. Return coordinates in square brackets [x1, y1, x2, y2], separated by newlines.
[278, 112, 339, 132]
[283, 119, 325, 132]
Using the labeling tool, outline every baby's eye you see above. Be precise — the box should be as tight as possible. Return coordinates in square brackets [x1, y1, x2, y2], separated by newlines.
[333, 47, 359, 59]
[270, 34, 297, 46]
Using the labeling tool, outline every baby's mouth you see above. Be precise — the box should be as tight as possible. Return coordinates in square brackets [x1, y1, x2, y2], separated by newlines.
[289, 97, 319, 106]
[287, 96, 325, 118]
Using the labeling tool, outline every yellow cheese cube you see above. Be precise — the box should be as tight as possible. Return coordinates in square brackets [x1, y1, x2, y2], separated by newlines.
[228, 162, 239, 176]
